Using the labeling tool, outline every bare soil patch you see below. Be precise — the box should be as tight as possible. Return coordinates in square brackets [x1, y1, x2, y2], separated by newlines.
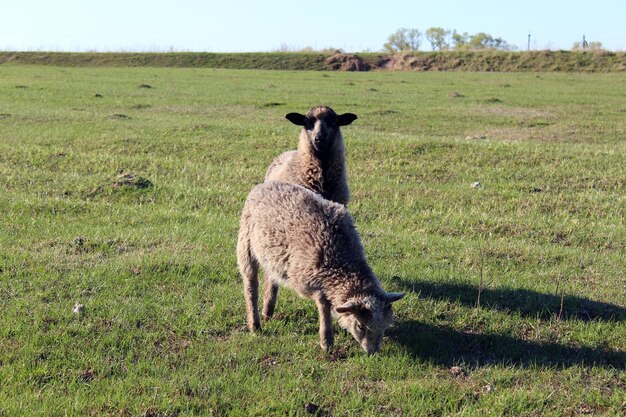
[325, 52, 371, 71]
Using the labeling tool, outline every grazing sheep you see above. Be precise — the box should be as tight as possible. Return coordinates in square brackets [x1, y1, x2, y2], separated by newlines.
[264, 106, 357, 206]
[237, 181, 405, 354]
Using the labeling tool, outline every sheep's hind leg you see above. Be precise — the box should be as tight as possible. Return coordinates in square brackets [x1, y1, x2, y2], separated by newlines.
[262, 278, 279, 321]
[237, 239, 260, 332]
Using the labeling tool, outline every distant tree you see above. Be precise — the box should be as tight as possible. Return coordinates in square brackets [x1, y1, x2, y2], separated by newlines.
[451, 31, 470, 49]
[406, 29, 422, 51]
[588, 41, 603, 50]
[383, 28, 422, 52]
[466, 32, 490, 49]
[425, 27, 450, 50]
[572, 40, 604, 50]
[385, 27, 514, 52]
[276, 44, 342, 53]
[384, 29, 408, 52]
[465, 32, 514, 51]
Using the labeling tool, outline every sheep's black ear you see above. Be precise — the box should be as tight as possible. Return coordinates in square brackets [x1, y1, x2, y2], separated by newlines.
[385, 292, 406, 303]
[338, 113, 357, 126]
[286, 113, 306, 126]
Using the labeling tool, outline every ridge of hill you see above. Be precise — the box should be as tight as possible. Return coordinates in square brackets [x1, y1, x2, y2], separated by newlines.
[1, 50, 624, 72]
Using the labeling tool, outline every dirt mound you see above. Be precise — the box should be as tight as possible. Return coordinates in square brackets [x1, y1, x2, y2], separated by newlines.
[110, 173, 153, 189]
[88, 172, 153, 196]
[376, 53, 445, 71]
[325, 52, 371, 71]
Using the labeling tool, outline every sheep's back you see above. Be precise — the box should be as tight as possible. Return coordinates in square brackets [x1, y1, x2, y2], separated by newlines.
[264, 150, 297, 182]
[243, 182, 362, 275]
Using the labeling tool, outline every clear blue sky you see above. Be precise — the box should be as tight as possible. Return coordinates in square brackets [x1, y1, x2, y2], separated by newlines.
[1, 0, 624, 52]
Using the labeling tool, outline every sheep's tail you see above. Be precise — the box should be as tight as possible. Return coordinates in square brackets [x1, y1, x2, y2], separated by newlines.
[237, 207, 260, 332]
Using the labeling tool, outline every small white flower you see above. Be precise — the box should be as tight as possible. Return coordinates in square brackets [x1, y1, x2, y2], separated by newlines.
[73, 302, 85, 315]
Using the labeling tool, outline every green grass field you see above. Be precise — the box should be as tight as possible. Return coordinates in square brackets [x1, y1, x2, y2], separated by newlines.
[0, 65, 624, 416]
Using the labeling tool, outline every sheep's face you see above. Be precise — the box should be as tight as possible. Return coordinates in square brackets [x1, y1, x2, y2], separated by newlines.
[335, 292, 405, 355]
[286, 106, 357, 156]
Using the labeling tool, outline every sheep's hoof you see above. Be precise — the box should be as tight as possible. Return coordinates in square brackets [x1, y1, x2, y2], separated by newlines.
[248, 321, 261, 333]
[320, 339, 333, 352]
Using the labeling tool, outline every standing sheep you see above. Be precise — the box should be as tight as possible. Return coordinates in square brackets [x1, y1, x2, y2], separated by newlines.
[265, 106, 357, 206]
[237, 181, 405, 354]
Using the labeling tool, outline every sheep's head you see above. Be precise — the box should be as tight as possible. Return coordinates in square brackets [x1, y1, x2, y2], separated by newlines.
[335, 291, 405, 355]
[286, 106, 357, 156]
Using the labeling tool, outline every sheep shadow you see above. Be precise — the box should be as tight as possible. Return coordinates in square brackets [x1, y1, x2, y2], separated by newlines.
[389, 275, 626, 322]
[388, 320, 626, 369]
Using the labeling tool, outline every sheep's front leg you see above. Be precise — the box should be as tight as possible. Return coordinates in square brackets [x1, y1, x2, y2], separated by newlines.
[314, 294, 333, 351]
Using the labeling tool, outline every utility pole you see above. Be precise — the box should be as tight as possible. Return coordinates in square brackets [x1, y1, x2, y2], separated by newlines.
[527, 32, 531, 51]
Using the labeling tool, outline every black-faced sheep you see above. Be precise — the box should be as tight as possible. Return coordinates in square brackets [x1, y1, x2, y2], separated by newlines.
[264, 105, 357, 206]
